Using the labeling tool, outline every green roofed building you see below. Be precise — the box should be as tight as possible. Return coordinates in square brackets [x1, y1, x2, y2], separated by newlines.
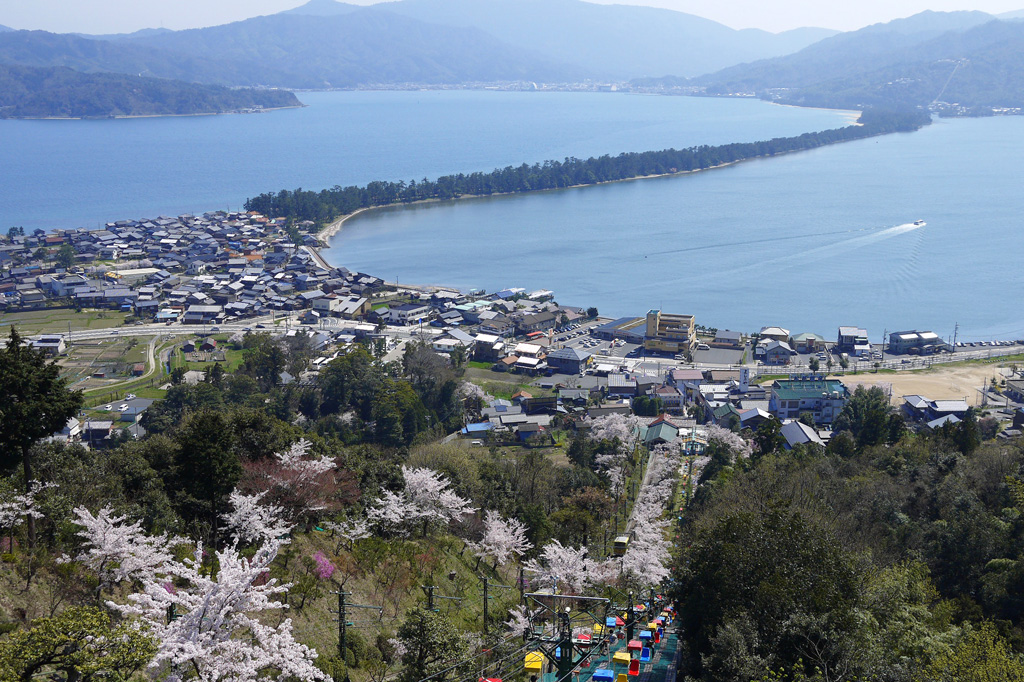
[769, 378, 849, 425]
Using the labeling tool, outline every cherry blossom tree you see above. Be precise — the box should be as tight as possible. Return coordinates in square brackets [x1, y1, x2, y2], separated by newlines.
[240, 439, 356, 526]
[114, 537, 327, 682]
[222, 490, 293, 545]
[72, 506, 174, 593]
[469, 511, 532, 569]
[705, 424, 752, 459]
[458, 382, 491, 403]
[619, 518, 671, 587]
[524, 540, 588, 594]
[366, 489, 417, 536]
[587, 414, 643, 444]
[1, 480, 57, 554]
[504, 604, 533, 639]
[368, 467, 474, 537]
[323, 516, 371, 553]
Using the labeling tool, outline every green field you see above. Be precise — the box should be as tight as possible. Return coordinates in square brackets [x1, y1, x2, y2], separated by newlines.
[0, 308, 129, 335]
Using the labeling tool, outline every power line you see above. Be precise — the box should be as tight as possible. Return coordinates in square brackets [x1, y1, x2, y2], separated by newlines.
[417, 637, 531, 682]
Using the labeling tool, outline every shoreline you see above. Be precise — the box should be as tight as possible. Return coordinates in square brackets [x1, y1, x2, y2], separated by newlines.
[314, 133, 892, 255]
[5, 104, 305, 121]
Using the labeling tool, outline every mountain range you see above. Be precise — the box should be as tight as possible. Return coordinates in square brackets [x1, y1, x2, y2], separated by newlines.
[694, 11, 1024, 112]
[1, 2, 1023, 117]
[0, 0, 838, 88]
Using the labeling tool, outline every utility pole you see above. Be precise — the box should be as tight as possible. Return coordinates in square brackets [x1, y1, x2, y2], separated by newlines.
[332, 591, 382, 680]
[626, 590, 635, 643]
[953, 322, 959, 349]
[482, 577, 489, 636]
[337, 591, 348, 661]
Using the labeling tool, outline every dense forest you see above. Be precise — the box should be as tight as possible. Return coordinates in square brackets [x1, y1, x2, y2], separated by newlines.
[674, 386, 1024, 681]
[696, 18, 1024, 115]
[245, 109, 931, 226]
[0, 63, 301, 118]
[0, 329, 652, 681]
[4, 330, 1024, 680]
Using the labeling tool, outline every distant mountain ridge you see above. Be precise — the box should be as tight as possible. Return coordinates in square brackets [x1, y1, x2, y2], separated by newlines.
[124, 9, 586, 87]
[349, 0, 838, 79]
[694, 11, 1024, 114]
[0, 62, 301, 118]
[0, 0, 839, 89]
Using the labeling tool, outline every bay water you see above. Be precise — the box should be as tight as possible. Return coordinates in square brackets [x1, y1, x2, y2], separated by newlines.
[326, 114, 1024, 342]
[2, 90, 1019, 340]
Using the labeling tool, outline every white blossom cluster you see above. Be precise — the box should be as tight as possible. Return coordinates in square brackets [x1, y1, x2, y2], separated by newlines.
[70, 502, 325, 682]
[458, 381, 493, 403]
[0, 480, 55, 529]
[469, 510, 532, 567]
[114, 537, 327, 682]
[587, 413, 645, 494]
[323, 516, 371, 550]
[523, 539, 589, 594]
[705, 424, 752, 459]
[73, 506, 175, 588]
[367, 466, 474, 535]
[222, 490, 294, 545]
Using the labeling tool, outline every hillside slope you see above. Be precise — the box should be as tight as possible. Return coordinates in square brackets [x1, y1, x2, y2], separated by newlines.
[0, 62, 301, 118]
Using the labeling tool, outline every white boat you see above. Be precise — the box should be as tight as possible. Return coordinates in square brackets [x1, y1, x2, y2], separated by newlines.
[913, 220, 926, 226]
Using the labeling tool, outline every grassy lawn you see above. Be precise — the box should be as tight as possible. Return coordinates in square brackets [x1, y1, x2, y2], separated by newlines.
[466, 360, 492, 369]
[462, 366, 555, 400]
[0, 308, 129, 336]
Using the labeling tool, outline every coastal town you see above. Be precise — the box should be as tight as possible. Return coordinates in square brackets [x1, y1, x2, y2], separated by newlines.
[3, 209, 1024, 449]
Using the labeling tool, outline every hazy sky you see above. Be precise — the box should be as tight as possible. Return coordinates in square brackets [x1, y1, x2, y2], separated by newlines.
[2, 0, 1022, 35]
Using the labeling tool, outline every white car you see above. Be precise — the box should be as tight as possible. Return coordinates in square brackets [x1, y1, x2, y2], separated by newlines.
[125, 393, 136, 400]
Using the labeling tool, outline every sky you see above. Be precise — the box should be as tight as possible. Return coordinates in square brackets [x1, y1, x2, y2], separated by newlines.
[2, 0, 1023, 35]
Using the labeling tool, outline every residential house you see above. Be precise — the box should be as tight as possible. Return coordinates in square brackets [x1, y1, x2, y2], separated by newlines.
[769, 378, 850, 425]
[837, 326, 871, 356]
[546, 347, 593, 375]
[516, 311, 558, 336]
[31, 335, 66, 356]
[790, 332, 827, 354]
[711, 330, 743, 348]
[759, 326, 791, 343]
[888, 330, 944, 355]
[764, 340, 797, 365]
[780, 420, 826, 450]
[386, 302, 432, 326]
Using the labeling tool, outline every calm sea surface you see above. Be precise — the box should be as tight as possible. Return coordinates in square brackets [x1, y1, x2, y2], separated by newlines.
[0, 90, 845, 232]
[328, 115, 1024, 342]
[3, 91, 1019, 340]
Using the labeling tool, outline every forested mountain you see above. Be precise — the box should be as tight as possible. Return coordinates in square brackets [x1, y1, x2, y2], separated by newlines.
[121, 10, 585, 87]
[0, 0, 838, 89]
[696, 11, 1024, 112]
[697, 11, 997, 91]
[0, 24, 13, 32]
[331, 0, 839, 79]
[0, 30, 262, 84]
[0, 11, 585, 88]
[0, 63, 301, 118]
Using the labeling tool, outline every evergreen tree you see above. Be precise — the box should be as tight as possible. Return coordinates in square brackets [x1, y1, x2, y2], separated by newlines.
[0, 328, 82, 547]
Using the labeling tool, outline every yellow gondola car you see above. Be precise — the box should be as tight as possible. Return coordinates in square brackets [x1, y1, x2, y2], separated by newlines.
[612, 535, 630, 557]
